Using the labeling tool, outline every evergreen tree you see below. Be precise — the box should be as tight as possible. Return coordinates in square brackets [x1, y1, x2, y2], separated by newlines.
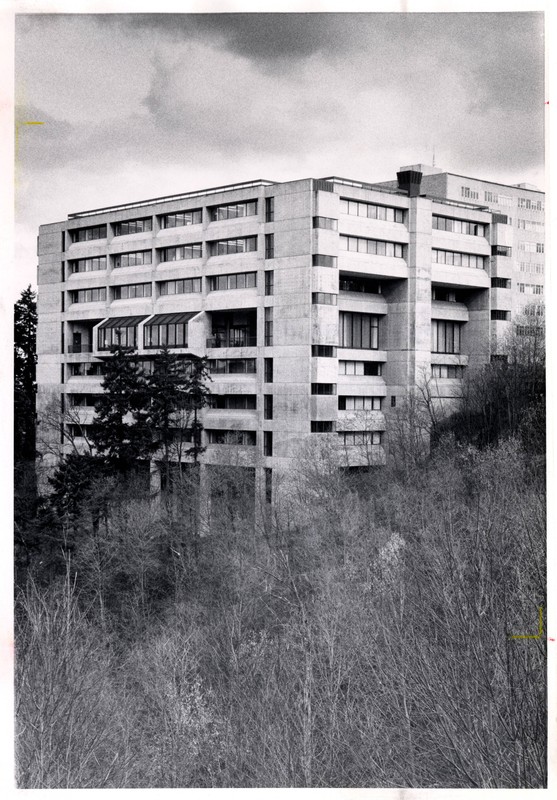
[183, 356, 211, 465]
[147, 345, 191, 488]
[90, 346, 154, 475]
[14, 286, 37, 460]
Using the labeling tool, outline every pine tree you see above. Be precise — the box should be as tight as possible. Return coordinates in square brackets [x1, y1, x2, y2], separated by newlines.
[14, 286, 37, 460]
[90, 346, 154, 476]
[147, 345, 191, 488]
[183, 356, 211, 465]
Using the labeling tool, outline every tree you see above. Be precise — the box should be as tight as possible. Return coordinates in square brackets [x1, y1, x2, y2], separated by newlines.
[183, 356, 211, 465]
[147, 347, 210, 488]
[14, 286, 37, 461]
[90, 346, 154, 476]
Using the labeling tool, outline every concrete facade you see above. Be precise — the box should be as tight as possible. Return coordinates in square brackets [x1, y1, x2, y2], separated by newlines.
[36, 167, 545, 497]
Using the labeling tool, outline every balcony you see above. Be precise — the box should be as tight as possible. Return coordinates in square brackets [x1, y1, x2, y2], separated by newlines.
[206, 334, 257, 349]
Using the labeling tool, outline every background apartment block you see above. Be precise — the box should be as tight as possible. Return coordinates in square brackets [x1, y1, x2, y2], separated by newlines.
[36, 166, 545, 498]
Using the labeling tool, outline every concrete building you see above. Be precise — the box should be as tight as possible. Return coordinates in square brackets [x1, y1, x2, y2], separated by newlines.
[36, 166, 545, 498]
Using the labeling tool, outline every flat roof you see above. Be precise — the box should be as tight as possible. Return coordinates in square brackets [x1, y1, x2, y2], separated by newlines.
[68, 179, 276, 219]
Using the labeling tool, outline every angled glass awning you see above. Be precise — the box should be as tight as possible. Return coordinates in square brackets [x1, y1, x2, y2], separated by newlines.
[98, 315, 150, 329]
[145, 311, 201, 325]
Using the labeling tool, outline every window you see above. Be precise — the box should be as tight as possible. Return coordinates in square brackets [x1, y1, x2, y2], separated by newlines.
[432, 287, 457, 302]
[491, 310, 510, 321]
[312, 292, 337, 305]
[313, 216, 338, 230]
[113, 282, 152, 300]
[484, 191, 512, 206]
[265, 468, 272, 504]
[311, 421, 335, 433]
[70, 287, 107, 304]
[159, 278, 202, 295]
[70, 225, 107, 243]
[265, 233, 274, 259]
[339, 360, 382, 376]
[391, 396, 396, 408]
[519, 241, 544, 254]
[61, 292, 65, 312]
[66, 424, 93, 439]
[144, 320, 188, 349]
[518, 197, 544, 211]
[340, 236, 404, 258]
[339, 276, 381, 294]
[338, 396, 381, 410]
[68, 393, 98, 407]
[265, 197, 275, 222]
[517, 219, 544, 231]
[524, 305, 545, 317]
[209, 200, 257, 221]
[207, 429, 256, 446]
[432, 216, 486, 236]
[431, 364, 464, 378]
[461, 186, 479, 200]
[113, 218, 152, 236]
[68, 362, 104, 377]
[113, 250, 152, 268]
[160, 209, 202, 228]
[98, 323, 140, 350]
[340, 198, 404, 223]
[339, 431, 382, 446]
[265, 270, 274, 296]
[69, 256, 107, 274]
[264, 394, 273, 420]
[312, 345, 337, 357]
[208, 272, 257, 291]
[339, 312, 379, 349]
[312, 254, 337, 268]
[207, 358, 256, 374]
[208, 395, 256, 410]
[210, 236, 258, 256]
[491, 278, 511, 289]
[517, 283, 543, 295]
[311, 383, 336, 395]
[264, 358, 273, 383]
[432, 249, 486, 269]
[491, 245, 512, 257]
[431, 320, 462, 354]
[263, 431, 273, 457]
[158, 244, 202, 262]
[265, 307, 273, 346]
[519, 261, 544, 274]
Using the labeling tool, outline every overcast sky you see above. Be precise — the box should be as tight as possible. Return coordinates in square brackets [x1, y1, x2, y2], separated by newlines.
[13, 10, 545, 299]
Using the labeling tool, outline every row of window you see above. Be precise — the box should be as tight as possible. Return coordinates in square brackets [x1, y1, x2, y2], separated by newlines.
[69, 199, 273, 241]
[517, 283, 543, 295]
[69, 271, 270, 303]
[517, 219, 544, 231]
[432, 216, 486, 237]
[340, 235, 404, 258]
[519, 242, 544, 253]
[69, 236, 265, 265]
[517, 197, 544, 211]
[433, 249, 486, 269]
[340, 198, 404, 223]
[339, 312, 380, 350]
[519, 261, 544, 274]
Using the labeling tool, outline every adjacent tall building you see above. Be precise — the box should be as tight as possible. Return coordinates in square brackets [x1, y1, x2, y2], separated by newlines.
[36, 165, 545, 497]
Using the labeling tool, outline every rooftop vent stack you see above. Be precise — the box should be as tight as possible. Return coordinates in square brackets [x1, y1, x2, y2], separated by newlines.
[396, 169, 423, 197]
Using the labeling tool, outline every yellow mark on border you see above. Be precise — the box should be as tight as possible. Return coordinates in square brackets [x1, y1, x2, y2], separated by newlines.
[22, 121, 44, 125]
[509, 606, 543, 639]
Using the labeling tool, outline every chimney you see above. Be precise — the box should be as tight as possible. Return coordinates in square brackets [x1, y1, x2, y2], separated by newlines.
[396, 169, 423, 197]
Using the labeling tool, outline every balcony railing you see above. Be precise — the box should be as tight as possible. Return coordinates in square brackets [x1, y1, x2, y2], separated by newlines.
[67, 344, 93, 354]
[206, 335, 257, 348]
